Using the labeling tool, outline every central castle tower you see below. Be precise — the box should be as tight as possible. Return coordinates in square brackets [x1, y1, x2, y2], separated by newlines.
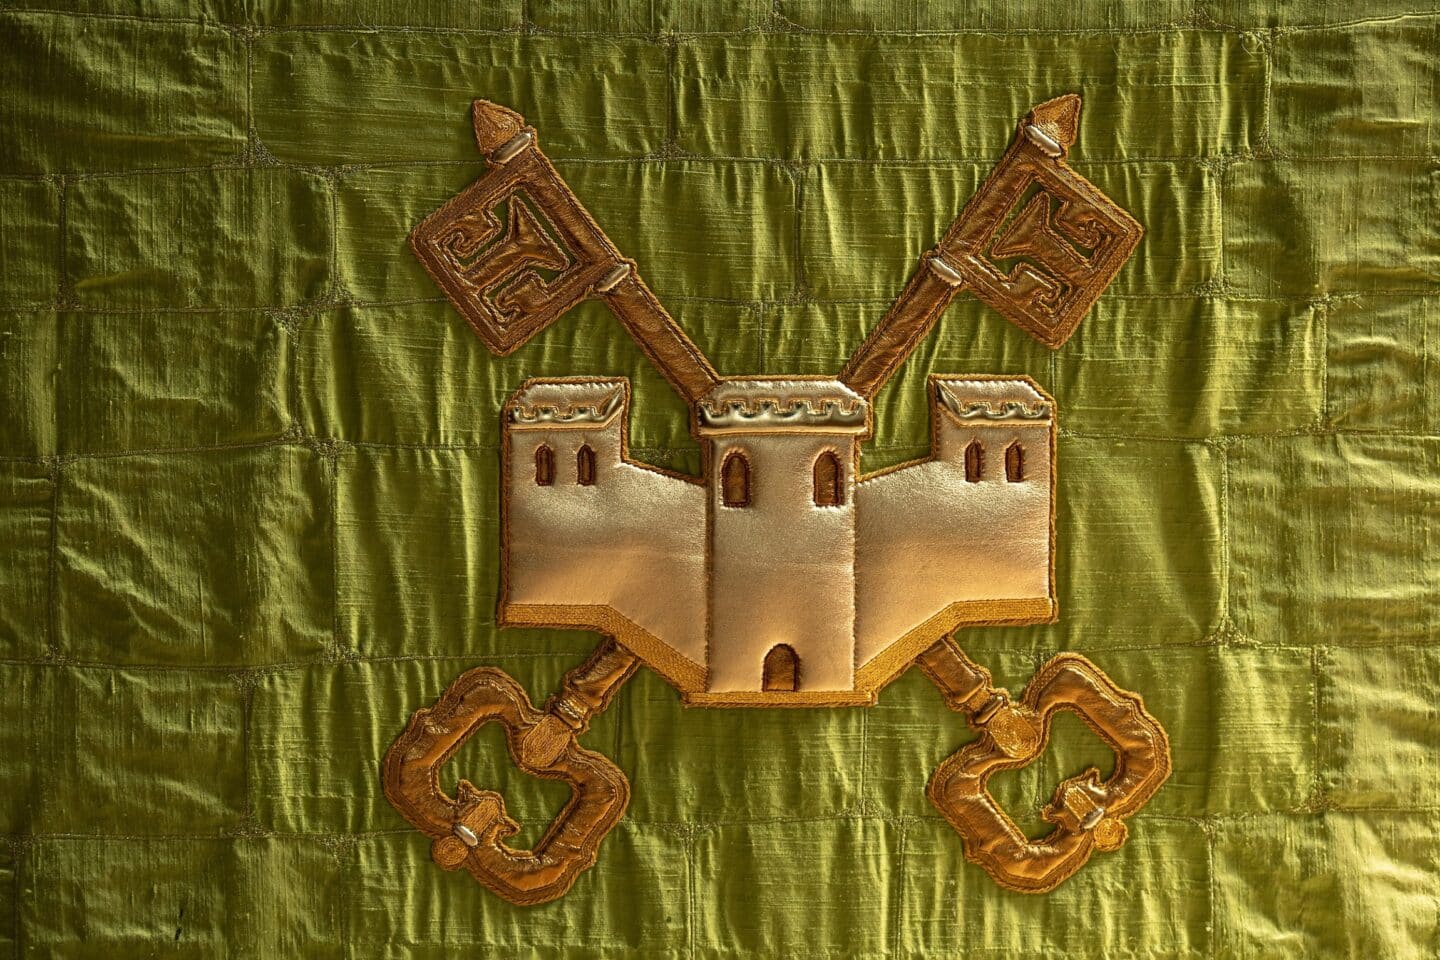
[695, 380, 869, 699]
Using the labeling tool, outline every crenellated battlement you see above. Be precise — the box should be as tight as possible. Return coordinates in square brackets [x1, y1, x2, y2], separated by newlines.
[697, 380, 870, 434]
[508, 380, 627, 426]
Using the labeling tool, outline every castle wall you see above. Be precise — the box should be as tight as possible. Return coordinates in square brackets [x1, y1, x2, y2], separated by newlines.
[706, 433, 859, 692]
[853, 380, 1054, 671]
[503, 388, 707, 669]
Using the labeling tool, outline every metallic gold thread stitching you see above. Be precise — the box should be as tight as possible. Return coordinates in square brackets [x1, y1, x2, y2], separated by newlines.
[388, 94, 1170, 905]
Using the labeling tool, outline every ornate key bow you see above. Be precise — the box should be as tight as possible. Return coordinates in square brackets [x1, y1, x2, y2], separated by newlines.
[384, 94, 1169, 904]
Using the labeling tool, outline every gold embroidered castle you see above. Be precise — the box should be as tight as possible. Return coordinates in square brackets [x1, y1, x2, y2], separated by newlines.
[387, 96, 1171, 906]
[503, 375, 1054, 704]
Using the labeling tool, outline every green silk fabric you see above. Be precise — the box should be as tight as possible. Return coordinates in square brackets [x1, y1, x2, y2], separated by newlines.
[1, 1, 1437, 956]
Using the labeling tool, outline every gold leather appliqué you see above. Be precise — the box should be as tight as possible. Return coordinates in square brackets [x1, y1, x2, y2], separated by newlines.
[385, 95, 1170, 904]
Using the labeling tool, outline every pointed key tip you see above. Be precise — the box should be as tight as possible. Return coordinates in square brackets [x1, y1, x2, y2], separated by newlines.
[1026, 94, 1082, 153]
[472, 99, 528, 155]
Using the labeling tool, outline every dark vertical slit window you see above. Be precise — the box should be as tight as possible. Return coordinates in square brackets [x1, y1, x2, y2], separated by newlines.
[534, 444, 554, 486]
[1005, 442, 1024, 482]
[721, 452, 750, 507]
[576, 445, 596, 486]
[964, 440, 984, 483]
[813, 451, 843, 507]
[762, 644, 800, 692]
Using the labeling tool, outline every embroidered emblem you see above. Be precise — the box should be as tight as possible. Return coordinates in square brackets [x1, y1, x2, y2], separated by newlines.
[387, 96, 1169, 905]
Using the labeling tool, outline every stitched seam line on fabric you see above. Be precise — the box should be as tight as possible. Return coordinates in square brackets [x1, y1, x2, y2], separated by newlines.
[4, 633, 1422, 677]
[43, 461, 61, 662]
[11, 804, 1435, 846]
[889, 818, 906, 956]
[8, 426, 1440, 470]
[5, 6, 1437, 35]
[1216, 441, 1233, 630]
[7, 154, 1440, 187]
[1310, 646, 1325, 810]
[4, 288, 1435, 323]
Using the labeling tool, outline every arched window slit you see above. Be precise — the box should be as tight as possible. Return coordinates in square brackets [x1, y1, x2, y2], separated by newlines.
[576, 445, 596, 486]
[534, 445, 554, 486]
[813, 451, 844, 507]
[964, 440, 984, 483]
[721, 452, 750, 507]
[1005, 442, 1024, 483]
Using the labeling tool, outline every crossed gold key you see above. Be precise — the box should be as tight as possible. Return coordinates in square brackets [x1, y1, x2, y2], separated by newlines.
[384, 96, 1170, 905]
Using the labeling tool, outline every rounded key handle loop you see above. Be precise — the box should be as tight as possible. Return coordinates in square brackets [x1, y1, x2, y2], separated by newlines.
[383, 644, 636, 906]
[923, 648, 1172, 893]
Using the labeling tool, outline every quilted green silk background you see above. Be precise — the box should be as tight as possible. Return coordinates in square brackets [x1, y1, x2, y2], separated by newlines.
[1, 1, 1438, 957]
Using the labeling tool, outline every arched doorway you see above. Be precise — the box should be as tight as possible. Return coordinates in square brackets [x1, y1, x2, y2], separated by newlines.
[762, 644, 800, 692]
